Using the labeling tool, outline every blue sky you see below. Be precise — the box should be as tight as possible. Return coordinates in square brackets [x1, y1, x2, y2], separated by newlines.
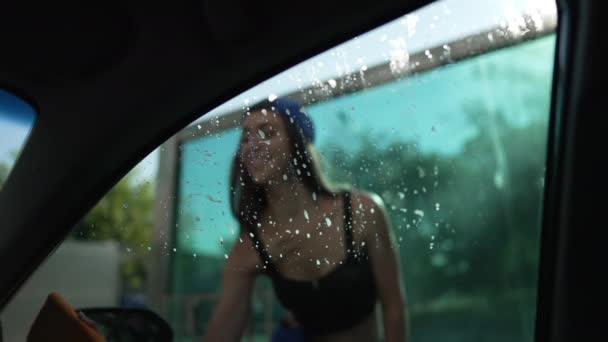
[0, 89, 35, 164]
[0, 121, 31, 161]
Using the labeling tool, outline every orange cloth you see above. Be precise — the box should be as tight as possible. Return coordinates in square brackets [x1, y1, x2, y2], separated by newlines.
[27, 292, 105, 342]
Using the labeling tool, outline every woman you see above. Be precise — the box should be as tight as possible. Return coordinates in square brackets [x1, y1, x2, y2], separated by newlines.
[203, 97, 408, 342]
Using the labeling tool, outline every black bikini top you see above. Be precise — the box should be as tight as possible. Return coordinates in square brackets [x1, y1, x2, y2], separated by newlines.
[249, 192, 378, 336]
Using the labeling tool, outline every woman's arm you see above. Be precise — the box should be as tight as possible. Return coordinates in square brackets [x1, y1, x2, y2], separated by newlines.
[354, 192, 409, 342]
[203, 233, 258, 342]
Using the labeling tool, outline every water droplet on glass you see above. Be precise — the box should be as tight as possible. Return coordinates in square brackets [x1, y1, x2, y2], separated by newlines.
[173, 248, 177, 252]
[283, 174, 288, 181]
[268, 94, 278, 102]
[494, 172, 504, 188]
[295, 229, 300, 235]
[257, 222, 262, 228]
[304, 210, 310, 221]
[219, 237, 224, 245]
[306, 233, 311, 239]
[361, 241, 366, 247]
[123, 203, 129, 209]
[249, 232, 255, 238]
[325, 217, 332, 227]
[224, 254, 229, 259]
[414, 209, 424, 217]
[197, 124, 202, 130]
[312, 192, 317, 201]
[126, 247, 131, 253]
[147, 246, 151, 251]
[370, 208, 375, 214]
[316, 259, 321, 266]
[193, 253, 197, 258]
[328, 79, 337, 88]
[398, 192, 405, 199]
[417, 167, 425, 178]
[258, 129, 266, 139]
[289, 218, 293, 223]
[399, 208, 407, 213]
[435, 203, 441, 211]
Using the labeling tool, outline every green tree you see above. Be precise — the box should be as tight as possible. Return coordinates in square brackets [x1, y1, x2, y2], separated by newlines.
[0, 162, 8, 188]
[71, 172, 154, 291]
[321, 107, 546, 304]
[0, 151, 18, 189]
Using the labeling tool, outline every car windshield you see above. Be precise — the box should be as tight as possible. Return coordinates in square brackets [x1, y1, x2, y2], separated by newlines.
[2, 0, 558, 341]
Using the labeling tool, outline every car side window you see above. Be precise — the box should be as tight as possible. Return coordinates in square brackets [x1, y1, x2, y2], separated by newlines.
[1, 0, 558, 341]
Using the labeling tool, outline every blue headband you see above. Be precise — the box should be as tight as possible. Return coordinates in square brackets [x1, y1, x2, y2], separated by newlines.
[271, 97, 315, 142]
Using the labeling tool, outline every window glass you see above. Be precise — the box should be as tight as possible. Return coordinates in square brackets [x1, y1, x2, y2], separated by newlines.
[0, 89, 36, 190]
[170, 35, 555, 341]
[2, 0, 558, 341]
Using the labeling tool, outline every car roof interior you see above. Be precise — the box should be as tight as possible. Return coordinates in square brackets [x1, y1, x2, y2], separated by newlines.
[0, 0, 604, 340]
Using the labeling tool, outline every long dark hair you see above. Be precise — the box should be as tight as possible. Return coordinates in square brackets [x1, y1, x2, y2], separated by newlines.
[229, 99, 341, 231]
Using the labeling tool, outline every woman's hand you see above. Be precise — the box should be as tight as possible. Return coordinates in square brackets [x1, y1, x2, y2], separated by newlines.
[202, 232, 259, 342]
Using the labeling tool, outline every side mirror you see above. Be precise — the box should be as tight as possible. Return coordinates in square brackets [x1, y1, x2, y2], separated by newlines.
[77, 308, 173, 342]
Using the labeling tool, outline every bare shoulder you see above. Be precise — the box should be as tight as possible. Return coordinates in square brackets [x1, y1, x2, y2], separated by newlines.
[349, 190, 390, 238]
[349, 191, 399, 256]
[350, 190, 387, 217]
